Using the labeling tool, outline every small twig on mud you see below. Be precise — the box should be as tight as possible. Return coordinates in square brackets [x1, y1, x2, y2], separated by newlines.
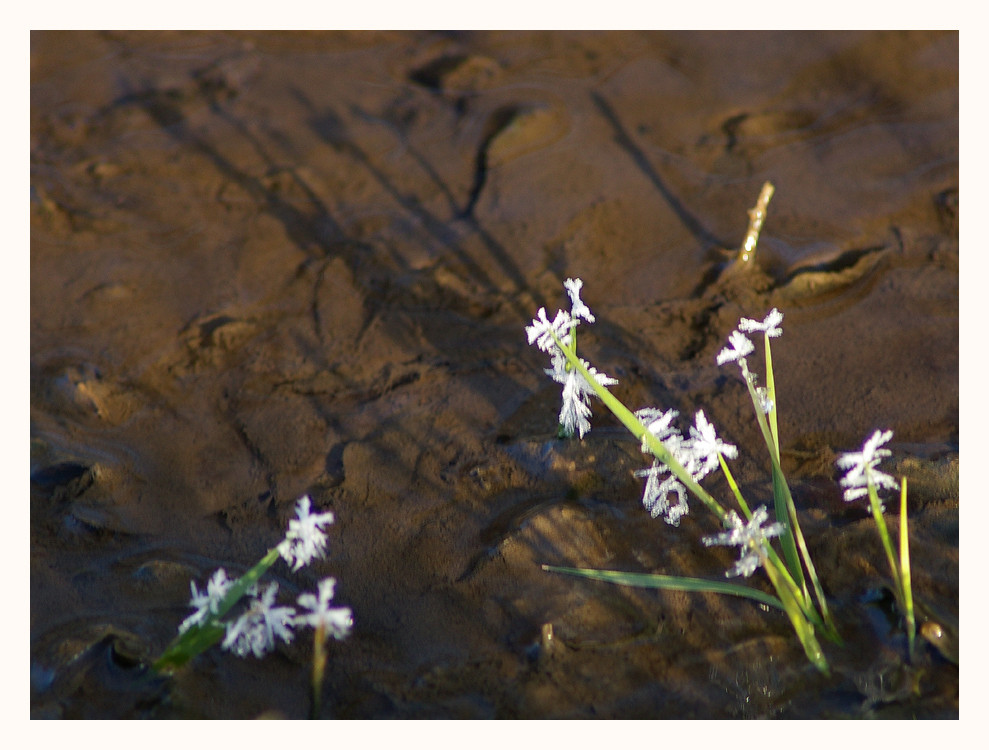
[737, 181, 775, 264]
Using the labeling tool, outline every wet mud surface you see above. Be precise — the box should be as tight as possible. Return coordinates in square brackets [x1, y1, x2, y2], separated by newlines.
[31, 31, 958, 718]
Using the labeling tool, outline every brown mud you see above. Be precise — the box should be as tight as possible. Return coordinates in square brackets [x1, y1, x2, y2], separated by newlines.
[31, 31, 957, 718]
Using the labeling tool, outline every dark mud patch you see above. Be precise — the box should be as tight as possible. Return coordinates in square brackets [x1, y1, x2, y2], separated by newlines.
[32, 31, 957, 718]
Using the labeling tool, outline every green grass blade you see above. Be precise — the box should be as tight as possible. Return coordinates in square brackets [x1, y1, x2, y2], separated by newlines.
[774, 459, 841, 641]
[718, 454, 751, 519]
[740, 357, 803, 589]
[762, 336, 803, 590]
[743, 355, 839, 640]
[771, 462, 804, 590]
[868, 481, 902, 594]
[715, 462, 831, 633]
[548, 330, 727, 522]
[900, 477, 916, 661]
[761, 543, 818, 622]
[544, 327, 836, 662]
[153, 620, 227, 672]
[541, 565, 784, 611]
[761, 553, 830, 674]
[153, 546, 282, 673]
[764, 334, 780, 459]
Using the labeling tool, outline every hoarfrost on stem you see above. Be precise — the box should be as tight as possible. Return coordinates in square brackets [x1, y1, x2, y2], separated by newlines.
[702, 506, 785, 578]
[179, 568, 233, 634]
[546, 350, 617, 438]
[636, 407, 680, 450]
[632, 408, 739, 525]
[632, 408, 698, 526]
[526, 279, 616, 439]
[635, 461, 690, 525]
[222, 582, 296, 658]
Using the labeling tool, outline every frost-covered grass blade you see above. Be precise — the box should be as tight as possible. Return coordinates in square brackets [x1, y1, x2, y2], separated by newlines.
[526, 189, 922, 673]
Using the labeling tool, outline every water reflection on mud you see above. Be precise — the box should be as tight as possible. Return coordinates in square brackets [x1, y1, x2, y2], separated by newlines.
[31, 31, 957, 718]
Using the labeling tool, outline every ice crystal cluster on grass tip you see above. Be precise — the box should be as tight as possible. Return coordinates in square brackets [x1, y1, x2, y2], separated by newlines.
[295, 577, 354, 642]
[702, 505, 785, 578]
[179, 568, 233, 634]
[836, 429, 899, 503]
[738, 308, 783, 338]
[222, 582, 296, 658]
[563, 277, 595, 323]
[525, 278, 618, 439]
[526, 307, 573, 352]
[717, 308, 784, 367]
[716, 309, 784, 415]
[278, 495, 336, 572]
[716, 330, 755, 366]
[633, 408, 738, 526]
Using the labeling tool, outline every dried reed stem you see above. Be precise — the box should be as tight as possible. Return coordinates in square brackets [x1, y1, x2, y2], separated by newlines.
[737, 181, 775, 264]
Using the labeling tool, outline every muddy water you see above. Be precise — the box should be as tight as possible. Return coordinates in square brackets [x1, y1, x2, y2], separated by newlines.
[31, 31, 958, 718]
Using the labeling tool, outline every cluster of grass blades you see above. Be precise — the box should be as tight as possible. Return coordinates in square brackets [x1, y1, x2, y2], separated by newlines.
[525, 186, 917, 674]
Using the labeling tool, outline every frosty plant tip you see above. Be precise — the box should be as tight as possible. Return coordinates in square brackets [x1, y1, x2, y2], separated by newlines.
[526, 278, 615, 439]
[837, 430, 916, 659]
[153, 494, 353, 716]
[528, 275, 920, 673]
[528, 283, 835, 672]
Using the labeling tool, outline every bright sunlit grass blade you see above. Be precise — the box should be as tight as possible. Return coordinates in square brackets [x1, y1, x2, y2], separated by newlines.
[744, 355, 839, 641]
[718, 453, 751, 519]
[837, 430, 917, 656]
[763, 333, 780, 459]
[740, 357, 803, 587]
[541, 565, 784, 611]
[771, 463, 804, 589]
[761, 545, 825, 629]
[548, 329, 728, 522]
[773, 459, 841, 641]
[900, 477, 916, 660]
[762, 335, 801, 585]
[760, 551, 829, 674]
[867, 482, 902, 594]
